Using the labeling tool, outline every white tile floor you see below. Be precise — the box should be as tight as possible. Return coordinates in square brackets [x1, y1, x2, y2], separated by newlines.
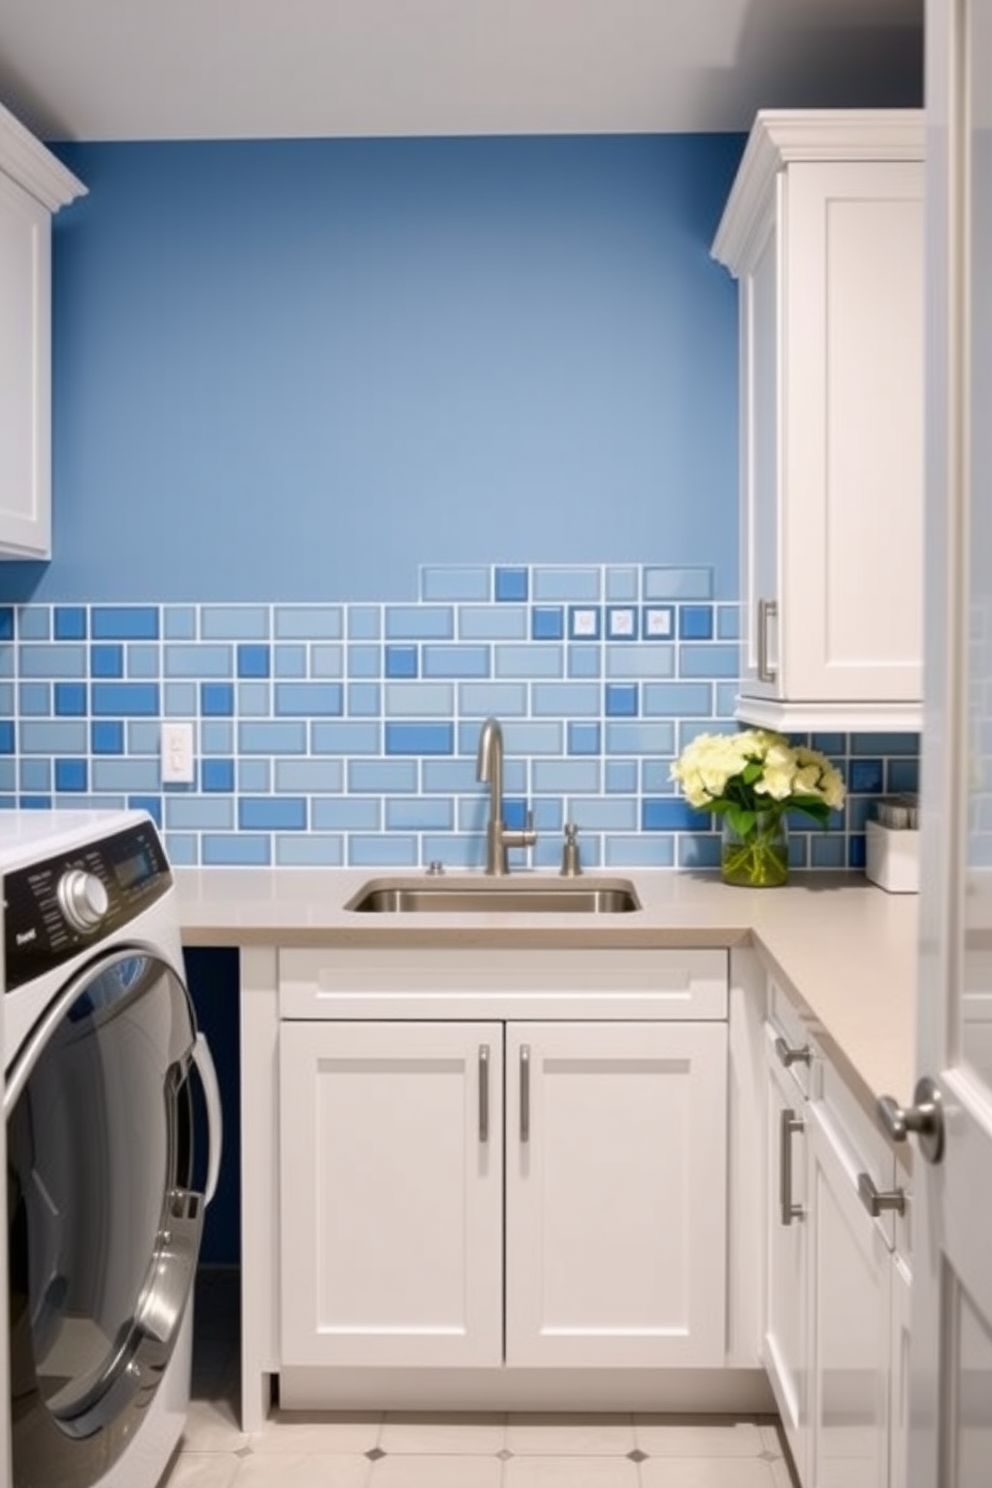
[164, 1271, 799, 1488]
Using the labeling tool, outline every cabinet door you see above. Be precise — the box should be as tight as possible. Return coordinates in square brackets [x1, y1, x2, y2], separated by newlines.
[0, 169, 51, 557]
[763, 1040, 809, 1481]
[279, 1020, 503, 1368]
[807, 1106, 892, 1488]
[889, 1252, 912, 1488]
[504, 1020, 727, 1368]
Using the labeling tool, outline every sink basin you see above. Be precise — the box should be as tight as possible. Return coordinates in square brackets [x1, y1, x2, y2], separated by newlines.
[345, 877, 642, 914]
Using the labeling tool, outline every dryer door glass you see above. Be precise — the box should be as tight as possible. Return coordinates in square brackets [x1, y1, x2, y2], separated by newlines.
[7, 949, 204, 1484]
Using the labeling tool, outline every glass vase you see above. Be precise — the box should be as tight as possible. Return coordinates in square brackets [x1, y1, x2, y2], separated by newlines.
[721, 810, 789, 888]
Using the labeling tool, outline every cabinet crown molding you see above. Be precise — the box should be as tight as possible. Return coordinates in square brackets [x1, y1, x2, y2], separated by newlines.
[712, 108, 923, 275]
[0, 96, 86, 211]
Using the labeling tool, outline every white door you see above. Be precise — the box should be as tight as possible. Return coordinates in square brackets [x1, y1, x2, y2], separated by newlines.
[900, 2, 992, 1480]
[279, 1020, 503, 1368]
[504, 1020, 727, 1368]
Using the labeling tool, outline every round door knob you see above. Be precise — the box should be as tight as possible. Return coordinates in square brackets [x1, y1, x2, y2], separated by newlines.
[57, 869, 109, 933]
[877, 1076, 945, 1165]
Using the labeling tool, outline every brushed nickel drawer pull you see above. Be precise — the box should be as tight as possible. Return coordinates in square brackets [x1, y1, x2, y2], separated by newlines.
[520, 1044, 531, 1143]
[780, 1107, 805, 1226]
[478, 1044, 490, 1143]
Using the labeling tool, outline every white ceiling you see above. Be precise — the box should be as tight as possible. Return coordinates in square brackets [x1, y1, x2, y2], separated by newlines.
[0, 0, 923, 143]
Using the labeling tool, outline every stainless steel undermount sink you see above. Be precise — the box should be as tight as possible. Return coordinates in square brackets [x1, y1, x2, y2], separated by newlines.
[345, 876, 642, 914]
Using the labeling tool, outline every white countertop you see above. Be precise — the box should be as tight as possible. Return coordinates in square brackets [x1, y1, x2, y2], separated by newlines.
[174, 866, 918, 1116]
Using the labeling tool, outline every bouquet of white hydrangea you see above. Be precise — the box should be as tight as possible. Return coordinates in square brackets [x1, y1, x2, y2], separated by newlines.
[670, 729, 846, 840]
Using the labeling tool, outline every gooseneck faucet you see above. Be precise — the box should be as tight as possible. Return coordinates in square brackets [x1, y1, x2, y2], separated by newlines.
[476, 716, 537, 875]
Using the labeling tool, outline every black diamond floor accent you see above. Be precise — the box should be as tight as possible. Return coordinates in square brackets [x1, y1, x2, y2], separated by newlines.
[366, 1447, 386, 1460]
[627, 1449, 648, 1462]
[497, 1449, 513, 1461]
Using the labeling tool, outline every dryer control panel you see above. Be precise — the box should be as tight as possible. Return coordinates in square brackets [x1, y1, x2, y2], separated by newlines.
[3, 820, 172, 992]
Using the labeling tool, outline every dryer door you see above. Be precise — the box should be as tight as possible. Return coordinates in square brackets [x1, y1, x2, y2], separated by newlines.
[5, 948, 215, 1488]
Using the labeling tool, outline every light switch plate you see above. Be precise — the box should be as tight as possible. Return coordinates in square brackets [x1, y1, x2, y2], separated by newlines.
[161, 721, 195, 784]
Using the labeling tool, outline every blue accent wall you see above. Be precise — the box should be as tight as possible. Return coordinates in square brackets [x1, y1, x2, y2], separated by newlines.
[6, 132, 744, 604]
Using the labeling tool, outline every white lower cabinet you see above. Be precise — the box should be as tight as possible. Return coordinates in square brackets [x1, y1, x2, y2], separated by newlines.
[279, 1017, 728, 1373]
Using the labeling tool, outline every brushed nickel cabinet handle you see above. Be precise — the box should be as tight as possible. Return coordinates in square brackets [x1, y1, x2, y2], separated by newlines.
[775, 1035, 812, 1069]
[757, 598, 778, 684]
[478, 1044, 490, 1144]
[857, 1171, 906, 1217]
[780, 1107, 805, 1226]
[520, 1044, 531, 1143]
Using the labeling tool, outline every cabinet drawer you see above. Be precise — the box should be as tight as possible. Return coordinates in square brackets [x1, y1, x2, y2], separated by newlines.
[813, 1061, 903, 1250]
[278, 946, 728, 1021]
[767, 979, 815, 1098]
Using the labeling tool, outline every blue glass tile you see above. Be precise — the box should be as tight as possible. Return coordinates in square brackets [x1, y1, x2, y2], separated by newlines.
[850, 758, 884, 794]
[422, 645, 491, 679]
[0, 646, 14, 679]
[92, 721, 123, 754]
[164, 645, 233, 678]
[238, 760, 270, 792]
[532, 683, 599, 717]
[502, 721, 563, 755]
[606, 760, 637, 793]
[850, 732, 921, 756]
[239, 797, 306, 831]
[274, 606, 342, 640]
[311, 645, 344, 678]
[201, 683, 234, 717]
[20, 760, 50, 791]
[532, 760, 600, 793]
[385, 683, 453, 717]
[569, 798, 637, 831]
[422, 761, 480, 793]
[348, 682, 380, 716]
[459, 682, 527, 717]
[238, 721, 307, 754]
[386, 798, 454, 831]
[679, 605, 714, 641]
[312, 798, 381, 830]
[606, 722, 675, 755]
[276, 836, 345, 867]
[605, 683, 638, 718]
[92, 759, 160, 792]
[16, 681, 47, 717]
[568, 646, 601, 679]
[532, 567, 600, 602]
[643, 567, 712, 601]
[202, 758, 235, 792]
[127, 721, 160, 754]
[238, 682, 270, 717]
[642, 798, 703, 830]
[641, 605, 675, 641]
[201, 606, 269, 641]
[532, 798, 564, 833]
[55, 758, 87, 792]
[348, 644, 381, 679]
[494, 645, 563, 679]
[349, 760, 418, 792]
[568, 722, 601, 755]
[843, 798, 873, 833]
[348, 606, 381, 640]
[848, 835, 867, 870]
[20, 644, 87, 678]
[606, 567, 638, 602]
[421, 835, 485, 870]
[164, 607, 196, 640]
[605, 606, 637, 641]
[385, 722, 453, 755]
[167, 798, 235, 831]
[604, 836, 675, 867]
[887, 759, 920, 794]
[811, 835, 847, 868]
[532, 607, 564, 641]
[677, 719, 736, 750]
[0, 607, 12, 640]
[460, 606, 526, 641]
[127, 645, 159, 679]
[678, 644, 740, 679]
[202, 835, 271, 866]
[203, 721, 235, 755]
[275, 759, 344, 792]
[164, 682, 197, 716]
[421, 566, 490, 602]
[643, 682, 713, 717]
[568, 606, 601, 642]
[812, 732, 847, 754]
[607, 645, 675, 680]
[20, 720, 83, 753]
[274, 644, 307, 678]
[717, 605, 741, 641]
[348, 836, 419, 868]
[54, 606, 86, 640]
[274, 683, 343, 716]
[503, 760, 527, 794]
[0, 682, 12, 715]
[642, 759, 675, 792]
[384, 607, 453, 641]
[715, 683, 739, 719]
[385, 645, 418, 679]
[678, 834, 722, 869]
[19, 795, 53, 810]
[91, 644, 123, 679]
[311, 721, 381, 754]
[0, 761, 13, 790]
[92, 606, 159, 641]
[128, 795, 163, 827]
[458, 796, 487, 834]
[53, 682, 85, 716]
[495, 567, 528, 603]
[18, 609, 50, 640]
[238, 644, 271, 678]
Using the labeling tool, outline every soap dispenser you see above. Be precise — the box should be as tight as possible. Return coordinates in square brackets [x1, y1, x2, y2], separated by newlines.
[560, 822, 582, 877]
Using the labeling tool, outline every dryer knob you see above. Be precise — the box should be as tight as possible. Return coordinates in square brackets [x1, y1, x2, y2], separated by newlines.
[58, 869, 109, 933]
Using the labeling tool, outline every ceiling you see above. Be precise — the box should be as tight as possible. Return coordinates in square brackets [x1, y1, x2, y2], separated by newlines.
[0, 0, 923, 143]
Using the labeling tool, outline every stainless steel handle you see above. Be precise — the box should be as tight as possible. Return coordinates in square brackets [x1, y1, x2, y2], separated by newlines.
[878, 1076, 944, 1164]
[857, 1171, 906, 1218]
[192, 1032, 223, 1207]
[520, 1044, 531, 1143]
[775, 1035, 812, 1069]
[757, 598, 778, 684]
[478, 1044, 490, 1143]
[779, 1107, 804, 1225]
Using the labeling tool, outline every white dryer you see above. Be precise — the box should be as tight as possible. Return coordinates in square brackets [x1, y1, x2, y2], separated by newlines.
[2, 809, 222, 1488]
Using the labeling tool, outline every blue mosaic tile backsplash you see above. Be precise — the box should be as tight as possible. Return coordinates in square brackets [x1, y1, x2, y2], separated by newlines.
[0, 564, 920, 870]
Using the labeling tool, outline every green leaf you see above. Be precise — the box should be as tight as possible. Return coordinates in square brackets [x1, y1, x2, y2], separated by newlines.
[728, 805, 756, 837]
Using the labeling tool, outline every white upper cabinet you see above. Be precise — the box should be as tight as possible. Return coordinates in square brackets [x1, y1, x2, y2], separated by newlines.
[712, 111, 924, 731]
[0, 99, 85, 559]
